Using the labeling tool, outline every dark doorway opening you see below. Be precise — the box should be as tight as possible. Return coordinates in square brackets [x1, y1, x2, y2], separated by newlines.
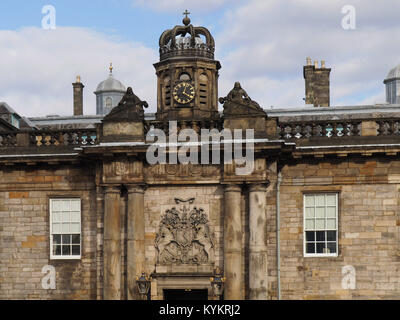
[163, 289, 208, 301]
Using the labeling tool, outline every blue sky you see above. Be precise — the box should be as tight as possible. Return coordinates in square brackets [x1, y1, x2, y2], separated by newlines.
[0, 0, 399, 116]
[0, 0, 227, 49]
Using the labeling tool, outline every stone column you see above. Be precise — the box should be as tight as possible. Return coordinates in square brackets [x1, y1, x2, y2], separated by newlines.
[96, 186, 105, 300]
[103, 186, 121, 300]
[223, 184, 243, 300]
[127, 185, 146, 300]
[249, 184, 268, 300]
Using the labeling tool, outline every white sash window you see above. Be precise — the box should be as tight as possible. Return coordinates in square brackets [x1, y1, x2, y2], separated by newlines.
[304, 193, 338, 257]
[50, 199, 81, 260]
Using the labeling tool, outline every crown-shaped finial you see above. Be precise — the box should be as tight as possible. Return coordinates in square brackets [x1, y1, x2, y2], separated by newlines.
[183, 10, 191, 26]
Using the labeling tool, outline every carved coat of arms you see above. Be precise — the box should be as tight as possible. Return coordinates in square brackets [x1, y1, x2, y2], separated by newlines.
[155, 199, 214, 265]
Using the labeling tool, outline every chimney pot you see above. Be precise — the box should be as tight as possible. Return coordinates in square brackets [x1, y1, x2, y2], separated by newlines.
[304, 60, 331, 107]
[73, 76, 84, 116]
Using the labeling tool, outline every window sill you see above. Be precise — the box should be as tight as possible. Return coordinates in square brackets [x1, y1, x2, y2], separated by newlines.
[50, 256, 82, 261]
[304, 254, 338, 258]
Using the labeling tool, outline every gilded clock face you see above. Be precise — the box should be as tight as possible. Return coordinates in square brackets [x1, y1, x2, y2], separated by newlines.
[173, 82, 195, 104]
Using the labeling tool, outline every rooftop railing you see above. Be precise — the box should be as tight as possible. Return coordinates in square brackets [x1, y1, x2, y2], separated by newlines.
[0, 132, 17, 147]
[277, 120, 362, 140]
[29, 129, 98, 147]
[1, 117, 400, 149]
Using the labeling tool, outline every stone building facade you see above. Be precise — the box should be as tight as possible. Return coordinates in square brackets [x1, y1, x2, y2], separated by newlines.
[0, 16, 399, 300]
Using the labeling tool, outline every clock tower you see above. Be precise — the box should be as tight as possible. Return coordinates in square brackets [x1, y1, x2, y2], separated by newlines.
[154, 12, 221, 121]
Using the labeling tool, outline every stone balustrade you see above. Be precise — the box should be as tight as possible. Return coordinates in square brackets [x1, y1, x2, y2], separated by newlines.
[29, 129, 98, 147]
[0, 132, 17, 147]
[2, 117, 400, 149]
[146, 119, 224, 136]
[278, 120, 362, 140]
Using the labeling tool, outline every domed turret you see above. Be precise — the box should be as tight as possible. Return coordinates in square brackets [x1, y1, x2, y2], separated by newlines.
[154, 12, 221, 121]
[94, 64, 126, 115]
[384, 64, 400, 104]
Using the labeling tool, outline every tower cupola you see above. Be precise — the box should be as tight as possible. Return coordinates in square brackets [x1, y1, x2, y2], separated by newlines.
[154, 12, 221, 121]
[384, 64, 400, 104]
[94, 64, 126, 115]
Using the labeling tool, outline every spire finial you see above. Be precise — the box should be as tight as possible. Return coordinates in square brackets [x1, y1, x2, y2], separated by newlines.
[183, 10, 191, 26]
[109, 62, 113, 75]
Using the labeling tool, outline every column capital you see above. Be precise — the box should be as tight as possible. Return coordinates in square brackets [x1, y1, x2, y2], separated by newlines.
[248, 183, 269, 193]
[104, 185, 121, 194]
[126, 184, 147, 194]
[224, 184, 242, 193]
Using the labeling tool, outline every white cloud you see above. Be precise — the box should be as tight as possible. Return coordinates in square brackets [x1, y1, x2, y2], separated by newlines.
[215, 0, 400, 107]
[0, 27, 157, 117]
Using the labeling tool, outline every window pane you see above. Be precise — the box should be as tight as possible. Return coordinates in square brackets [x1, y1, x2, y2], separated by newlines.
[315, 219, 325, 230]
[53, 212, 61, 222]
[71, 200, 80, 211]
[326, 194, 336, 206]
[52, 223, 60, 234]
[327, 231, 336, 241]
[305, 195, 314, 206]
[306, 243, 315, 254]
[71, 223, 80, 233]
[53, 245, 61, 256]
[326, 207, 336, 218]
[306, 231, 315, 241]
[62, 223, 70, 233]
[327, 219, 336, 229]
[72, 234, 80, 244]
[71, 211, 80, 222]
[52, 200, 61, 212]
[305, 219, 315, 230]
[62, 234, 71, 245]
[72, 245, 80, 256]
[316, 231, 325, 241]
[327, 242, 337, 254]
[316, 195, 325, 206]
[61, 200, 70, 211]
[316, 207, 325, 218]
[62, 211, 70, 222]
[305, 207, 314, 218]
[62, 245, 71, 256]
[53, 234, 61, 245]
[316, 242, 325, 253]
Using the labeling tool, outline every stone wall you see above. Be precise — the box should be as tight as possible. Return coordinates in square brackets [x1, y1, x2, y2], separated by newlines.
[1, 157, 399, 300]
[0, 164, 97, 299]
[279, 157, 400, 299]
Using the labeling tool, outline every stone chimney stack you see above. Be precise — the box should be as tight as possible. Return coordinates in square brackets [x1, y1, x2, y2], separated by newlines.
[73, 76, 84, 116]
[303, 58, 331, 107]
